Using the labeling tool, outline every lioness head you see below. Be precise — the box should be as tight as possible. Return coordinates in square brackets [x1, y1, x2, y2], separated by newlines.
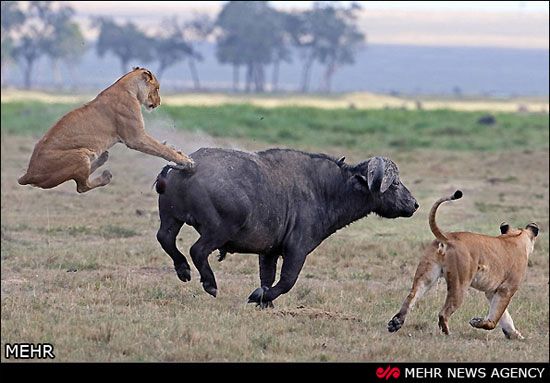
[132, 67, 161, 111]
[500, 221, 539, 256]
[500, 221, 539, 238]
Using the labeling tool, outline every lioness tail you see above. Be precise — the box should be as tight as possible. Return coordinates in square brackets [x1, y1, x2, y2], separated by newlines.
[429, 190, 463, 243]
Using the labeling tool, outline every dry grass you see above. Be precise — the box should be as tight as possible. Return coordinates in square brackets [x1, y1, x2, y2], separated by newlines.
[2, 88, 548, 113]
[1, 127, 548, 362]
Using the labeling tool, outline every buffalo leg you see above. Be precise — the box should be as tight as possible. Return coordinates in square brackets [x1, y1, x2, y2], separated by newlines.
[259, 253, 278, 288]
[249, 248, 307, 308]
[250, 254, 279, 309]
[189, 235, 221, 297]
[156, 218, 191, 282]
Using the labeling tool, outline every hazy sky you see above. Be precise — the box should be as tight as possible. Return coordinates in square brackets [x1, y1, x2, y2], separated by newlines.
[68, 1, 549, 49]
[69, 1, 550, 14]
[264, 1, 548, 12]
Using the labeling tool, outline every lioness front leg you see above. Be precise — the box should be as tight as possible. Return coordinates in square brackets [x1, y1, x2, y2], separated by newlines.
[125, 134, 194, 168]
[469, 287, 515, 333]
[474, 292, 524, 339]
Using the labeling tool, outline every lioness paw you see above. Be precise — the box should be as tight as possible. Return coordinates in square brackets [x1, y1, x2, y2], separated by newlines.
[469, 317, 484, 328]
[502, 328, 525, 340]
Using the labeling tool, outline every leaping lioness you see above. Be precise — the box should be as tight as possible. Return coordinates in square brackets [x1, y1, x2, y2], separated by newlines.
[18, 67, 194, 193]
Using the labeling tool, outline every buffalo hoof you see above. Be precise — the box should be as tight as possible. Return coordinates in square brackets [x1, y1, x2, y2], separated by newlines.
[175, 264, 191, 282]
[202, 282, 217, 297]
[247, 287, 274, 309]
[387, 316, 404, 332]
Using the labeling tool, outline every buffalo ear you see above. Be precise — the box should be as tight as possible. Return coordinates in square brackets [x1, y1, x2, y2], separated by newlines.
[354, 174, 368, 187]
[380, 159, 399, 193]
[380, 173, 396, 193]
[499, 222, 511, 234]
[526, 223, 539, 237]
[367, 157, 384, 193]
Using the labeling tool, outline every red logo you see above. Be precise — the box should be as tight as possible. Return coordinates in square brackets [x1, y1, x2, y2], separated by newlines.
[376, 366, 401, 380]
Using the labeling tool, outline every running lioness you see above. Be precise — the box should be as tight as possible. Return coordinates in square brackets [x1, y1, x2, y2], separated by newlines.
[18, 67, 194, 193]
[388, 190, 539, 339]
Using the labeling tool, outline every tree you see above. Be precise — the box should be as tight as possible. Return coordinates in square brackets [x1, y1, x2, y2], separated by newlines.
[1, 3, 24, 87]
[154, 14, 213, 89]
[153, 18, 193, 81]
[1, 1, 25, 87]
[270, 10, 296, 92]
[182, 13, 214, 90]
[12, 1, 78, 89]
[316, 3, 364, 92]
[295, 2, 365, 93]
[95, 18, 154, 75]
[9, 1, 83, 89]
[215, 1, 283, 92]
[46, 17, 86, 88]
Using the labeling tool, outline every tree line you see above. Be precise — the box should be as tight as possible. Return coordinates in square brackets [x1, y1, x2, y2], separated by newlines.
[1, 1, 365, 93]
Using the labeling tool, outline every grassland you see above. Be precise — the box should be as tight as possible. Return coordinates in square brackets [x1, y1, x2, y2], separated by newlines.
[1, 94, 548, 362]
[2, 101, 548, 151]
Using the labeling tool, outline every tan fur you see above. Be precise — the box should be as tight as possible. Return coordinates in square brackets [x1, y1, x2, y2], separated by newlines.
[18, 67, 194, 193]
[388, 191, 538, 339]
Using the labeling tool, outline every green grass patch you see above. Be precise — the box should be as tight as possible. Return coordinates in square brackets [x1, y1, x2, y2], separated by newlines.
[2, 101, 548, 151]
[159, 104, 549, 151]
[1, 102, 79, 136]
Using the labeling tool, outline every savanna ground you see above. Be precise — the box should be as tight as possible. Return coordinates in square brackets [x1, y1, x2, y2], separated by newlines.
[1, 91, 548, 362]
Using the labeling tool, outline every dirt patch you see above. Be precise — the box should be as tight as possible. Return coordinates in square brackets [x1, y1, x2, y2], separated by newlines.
[274, 305, 363, 322]
[132, 266, 174, 275]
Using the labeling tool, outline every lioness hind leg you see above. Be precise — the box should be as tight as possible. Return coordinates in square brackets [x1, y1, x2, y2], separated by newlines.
[90, 151, 109, 174]
[75, 170, 112, 193]
[388, 255, 442, 333]
[25, 149, 96, 190]
[67, 149, 112, 193]
[438, 277, 468, 335]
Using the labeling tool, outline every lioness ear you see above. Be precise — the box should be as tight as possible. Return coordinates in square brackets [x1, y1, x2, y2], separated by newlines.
[499, 222, 510, 234]
[143, 70, 153, 81]
[132, 66, 140, 71]
[526, 223, 539, 237]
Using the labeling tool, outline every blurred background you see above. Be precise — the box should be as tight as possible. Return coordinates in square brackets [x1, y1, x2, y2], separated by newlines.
[1, 0, 548, 97]
[1, 2, 549, 363]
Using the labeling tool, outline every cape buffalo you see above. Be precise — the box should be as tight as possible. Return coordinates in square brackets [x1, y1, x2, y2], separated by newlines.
[155, 148, 418, 307]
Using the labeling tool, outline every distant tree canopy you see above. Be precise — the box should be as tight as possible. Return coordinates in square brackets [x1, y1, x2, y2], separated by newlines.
[215, 1, 365, 93]
[8, 1, 85, 89]
[296, 2, 365, 92]
[3, 1, 366, 93]
[154, 14, 214, 89]
[1, 1, 26, 86]
[94, 17, 154, 75]
[153, 18, 193, 81]
[215, 1, 290, 92]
